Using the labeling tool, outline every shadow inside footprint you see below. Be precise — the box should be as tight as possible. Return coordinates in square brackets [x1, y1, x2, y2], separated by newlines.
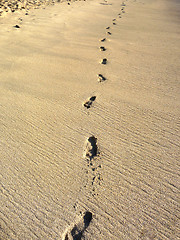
[99, 46, 106, 51]
[83, 136, 99, 160]
[84, 96, 96, 109]
[100, 38, 106, 42]
[85, 136, 97, 160]
[101, 58, 107, 64]
[98, 74, 106, 82]
[13, 25, 20, 28]
[64, 211, 93, 240]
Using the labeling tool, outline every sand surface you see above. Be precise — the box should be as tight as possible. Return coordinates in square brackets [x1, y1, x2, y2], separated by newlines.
[0, 0, 180, 239]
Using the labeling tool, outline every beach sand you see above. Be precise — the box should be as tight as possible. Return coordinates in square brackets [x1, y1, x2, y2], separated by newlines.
[0, 0, 180, 239]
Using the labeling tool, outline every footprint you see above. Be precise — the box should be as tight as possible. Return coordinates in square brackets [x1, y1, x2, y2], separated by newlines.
[100, 38, 106, 42]
[100, 58, 107, 65]
[106, 26, 110, 29]
[13, 25, 20, 28]
[97, 74, 106, 82]
[84, 135, 103, 197]
[84, 136, 98, 160]
[99, 46, 106, 51]
[63, 211, 92, 240]
[106, 31, 112, 35]
[84, 96, 96, 109]
[112, 18, 116, 21]
[113, 22, 116, 25]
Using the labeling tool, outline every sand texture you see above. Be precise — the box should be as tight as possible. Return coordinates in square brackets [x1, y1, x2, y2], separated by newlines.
[0, 0, 55, 17]
[0, 0, 180, 239]
[0, 0, 78, 17]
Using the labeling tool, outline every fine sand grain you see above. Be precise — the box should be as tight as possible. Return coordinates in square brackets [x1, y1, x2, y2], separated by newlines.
[0, 0, 180, 239]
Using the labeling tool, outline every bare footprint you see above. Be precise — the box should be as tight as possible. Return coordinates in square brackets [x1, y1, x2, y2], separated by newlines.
[97, 74, 106, 82]
[13, 25, 20, 28]
[106, 31, 112, 35]
[84, 136, 98, 160]
[62, 211, 93, 240]
[84, 96, 96, 109]
[100, 58, 107, 64]
[100, 38, 106, 42]
[99, 46, 106, 51]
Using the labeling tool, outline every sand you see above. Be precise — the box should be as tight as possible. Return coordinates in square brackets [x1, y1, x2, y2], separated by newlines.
[0, 0, 180, 239]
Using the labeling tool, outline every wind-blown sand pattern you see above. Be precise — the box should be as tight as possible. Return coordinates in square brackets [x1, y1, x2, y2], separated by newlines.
[0, 0, 180, 239]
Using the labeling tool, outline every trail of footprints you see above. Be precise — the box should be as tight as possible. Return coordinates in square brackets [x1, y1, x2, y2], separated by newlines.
[63, 1, 128, 239]
[5, 0, 127, 239]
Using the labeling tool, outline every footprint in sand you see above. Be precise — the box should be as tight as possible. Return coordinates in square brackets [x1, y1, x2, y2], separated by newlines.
[84, 96, 96, 109]
[84, 136, 103, 196]
[84, 136, 98, 160]
[13, 25, 20, 28]
[112, 18, 116, 21]
[113, 22, 116, 25]
[106, 31, 112, 35]
[100, 38, 106, 42]
[62, 211, 92, 240]
[97, 74, 106, 82]
[99, 46, 106, 51]
[100, 58, 107, 65]
[106, 26, 110, 29]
